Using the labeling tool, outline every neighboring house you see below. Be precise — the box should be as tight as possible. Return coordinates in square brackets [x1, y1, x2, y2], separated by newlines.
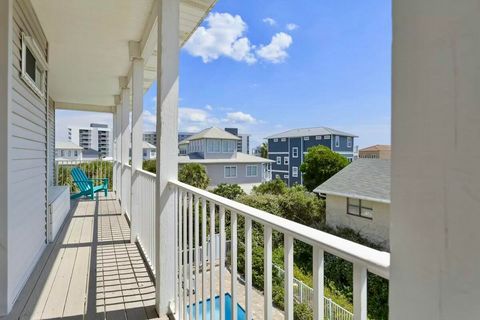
[178, 127, 273, 192]
[68, 123, 112, 157]
[142, 141, 156, 160]
[144, 131, 196, 147]
[266, 127, 357, 186]
[55, 141, 83, 161]
[225, 127, 251, 154]
[314, 159, 391, 250]
[359, 144, 391, 159]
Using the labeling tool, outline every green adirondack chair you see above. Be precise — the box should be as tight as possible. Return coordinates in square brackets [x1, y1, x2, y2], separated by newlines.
[70, 167, 108, 200]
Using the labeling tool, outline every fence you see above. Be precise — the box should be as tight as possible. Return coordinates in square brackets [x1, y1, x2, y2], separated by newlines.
[55, 159, 113, 192]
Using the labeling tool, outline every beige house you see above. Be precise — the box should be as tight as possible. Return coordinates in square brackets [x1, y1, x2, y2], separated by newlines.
[358, 144, 391, 159]
[314, 159, 391, 250]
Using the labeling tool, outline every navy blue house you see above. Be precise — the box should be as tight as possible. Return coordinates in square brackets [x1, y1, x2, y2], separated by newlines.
[266, 127, 357, 186]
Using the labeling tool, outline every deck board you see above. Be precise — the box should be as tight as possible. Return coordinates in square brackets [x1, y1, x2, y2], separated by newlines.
[9, 194, 159, 320]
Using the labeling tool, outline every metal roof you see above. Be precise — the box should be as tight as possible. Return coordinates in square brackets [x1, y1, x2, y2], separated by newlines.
[187, 127, 241, 141]
[55, 141, 83, 150]
[314, 159, 391, 203]
[178, 152, 274, 164]
[265, 127, 357, 139]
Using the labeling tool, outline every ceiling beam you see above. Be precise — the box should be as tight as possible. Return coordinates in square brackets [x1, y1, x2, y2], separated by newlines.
[55, 101, 115, 113]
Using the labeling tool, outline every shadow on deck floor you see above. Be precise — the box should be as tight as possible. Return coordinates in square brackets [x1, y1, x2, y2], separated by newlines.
[6, 194, 159, 320]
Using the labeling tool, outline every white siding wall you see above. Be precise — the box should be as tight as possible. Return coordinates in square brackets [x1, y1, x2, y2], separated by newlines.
[325, 195, 390, 250]
[47, 98, 55, 187]
[8, 0, 48, 310]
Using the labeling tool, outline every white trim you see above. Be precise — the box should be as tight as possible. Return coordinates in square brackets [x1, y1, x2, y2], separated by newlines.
[268, 151, 289, 155]
[271, 169, 289, 173]
[335, 136, 340, 148]
[224, 165, 238, 178]
[21, 33, 48, 99]
[292, 147, 298, 158]
[284, 156, 289, 165]
[281, 138, 287, 142]
[304, 136, 310, 141]
[246, 164, 258, 177]
[315, 190, 390, 204]
[292, 166, 298, 178]
[276, 156, 281, 165]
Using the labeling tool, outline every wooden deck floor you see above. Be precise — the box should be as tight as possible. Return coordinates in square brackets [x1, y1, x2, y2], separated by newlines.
[7, 195, 158, 320]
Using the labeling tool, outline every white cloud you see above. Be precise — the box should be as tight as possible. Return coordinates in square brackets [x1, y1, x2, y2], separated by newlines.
[226, 111, 257, 124]
[183, 12, 256, 64]
[262, 17, 276, 26]
[286, 23, 299, 31]
[205, 104, 213, 111]
[256, 32, 293, 63]
[179, 108, 209, 122]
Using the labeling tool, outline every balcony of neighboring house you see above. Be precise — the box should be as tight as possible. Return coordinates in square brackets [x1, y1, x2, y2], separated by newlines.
[1, 0, 480, 320]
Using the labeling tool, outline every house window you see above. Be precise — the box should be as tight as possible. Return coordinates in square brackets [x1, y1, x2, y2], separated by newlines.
[276, 156, 281, 165]
[335, 136, 340, 147]
[315, 136, 322, 140]
[275, 174, 280, 179]
[143, 151, 147, 157]
[207, 139, 221, 153]
[284, 157, 289, 165]
[324, 135, 330, 139]
[281, 138, 286, 142]
[347, 198, 373, 219]
[224, 166, 237, 178]
[283, 174, 289, 179]
[274, 138, 278, 142]
[67, 150, 71, 157]
[304, 136, 310, 141]
[246, 165, 258, 177]
[21, 33, 48, 98]
[292, 166, 298, 177]
[292, 147, 299, 158]
[74, 151, 78, 157]
[347, 137, 352, 148]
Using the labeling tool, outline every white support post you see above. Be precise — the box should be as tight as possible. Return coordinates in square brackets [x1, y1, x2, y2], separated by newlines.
[130, 55, 144, 243]
[0, 0, 12, 315]
[114, 95, 121, 197]
[120, 85, 130, 214]
[353, 264, 367, 320]
[112, 108, 117, 192]
[313, 246, 324, 320]
[155, 0, 180, 315]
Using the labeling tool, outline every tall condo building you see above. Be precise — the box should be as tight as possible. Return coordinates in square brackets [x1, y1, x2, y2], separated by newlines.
[225, 128, 251, 154]
[68, 123, 112, 158]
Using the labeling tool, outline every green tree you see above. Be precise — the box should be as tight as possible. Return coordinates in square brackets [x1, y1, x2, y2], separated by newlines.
[178, 163, 210, 189]
[212, 183, 246, 200]
[142, 160, 156, 174]
[300, 145, 349, 191]
[260, 142, 268, 158]
[252, 177, 288, 195]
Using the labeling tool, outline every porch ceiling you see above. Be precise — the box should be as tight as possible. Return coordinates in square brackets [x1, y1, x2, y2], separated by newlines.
[31, 0, 215, 111]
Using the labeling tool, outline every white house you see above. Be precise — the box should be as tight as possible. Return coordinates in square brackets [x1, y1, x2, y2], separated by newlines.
[0, 0, 479, 319]
[55, 141, 83, 161]
[314, 159, 391, 250]
[142, 141, 156, 160]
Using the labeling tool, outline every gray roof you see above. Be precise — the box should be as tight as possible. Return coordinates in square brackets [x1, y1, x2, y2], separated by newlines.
[187, 127, 241, 141]
[265, 127, 357, 139]
[314, 159, 390, 203]
[55, 141, 83, 150]
[178, 152, 274, 164]
[142, 141, 156, 149]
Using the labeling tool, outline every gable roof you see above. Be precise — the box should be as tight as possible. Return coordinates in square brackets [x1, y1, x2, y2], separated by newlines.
[55, 141, 83, 150]
[142, 141, 156, 149]
[314, 159, 391, 203]
[265, 127, 357, 139]
[359, 144, 391, 152]
[178, 152, 274, 164]
[187, 127, 241, 141]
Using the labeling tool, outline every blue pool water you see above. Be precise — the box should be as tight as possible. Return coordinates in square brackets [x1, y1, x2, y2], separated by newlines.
[186, 293, 246, 320]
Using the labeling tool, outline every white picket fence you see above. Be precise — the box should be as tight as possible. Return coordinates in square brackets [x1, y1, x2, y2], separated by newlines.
[272, 264, 354, 320]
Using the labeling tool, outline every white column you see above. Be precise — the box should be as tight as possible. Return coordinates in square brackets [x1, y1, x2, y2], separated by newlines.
[120, 85, 130, 214]
[114, 100, 122, 198]
[391, 1, 480, 319]
[130, 56, 144, 242]
[155, 0, 180, 315]
[112, 106, 118, 193]
[0, 0, 11, 315]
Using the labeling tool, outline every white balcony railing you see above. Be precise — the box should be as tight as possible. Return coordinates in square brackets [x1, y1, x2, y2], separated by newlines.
[168, 179, 390, 320]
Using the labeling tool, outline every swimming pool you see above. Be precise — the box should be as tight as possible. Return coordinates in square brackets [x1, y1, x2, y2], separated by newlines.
[186, 293, 246, 320]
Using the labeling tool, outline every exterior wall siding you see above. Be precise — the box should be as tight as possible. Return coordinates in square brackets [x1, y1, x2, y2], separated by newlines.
[8, 0, 48, 310]
[325, 195, 390, 250]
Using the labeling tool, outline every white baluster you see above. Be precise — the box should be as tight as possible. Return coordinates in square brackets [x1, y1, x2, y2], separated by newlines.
[194, 196, 200, 320]
[264, 225, 272, 320]
[188, 193, 193, 319]
[353, 263, 367, 320]
[201, 198, 207, 319]
[178, 190, 183, 320]
[231, 212, 238, 320]
[245, 217, 252, 320]
[313, 246, 325, 320]
[219, 206, 226, 320]
[284, 234, 294, 320]
[210, 202, 216, 320]
[183, 192, 188, 320]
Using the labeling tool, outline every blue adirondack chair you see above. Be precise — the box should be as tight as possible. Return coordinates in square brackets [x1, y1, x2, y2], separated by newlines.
[70, 167, 108, 200]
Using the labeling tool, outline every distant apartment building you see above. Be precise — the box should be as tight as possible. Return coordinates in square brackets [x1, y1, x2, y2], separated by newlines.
[359, 144, 391, 159]
[144, 131, 196, 147]
[178, 127, 273, 193]
[225, 128, 250, 154]
[266, 127, 357, 186]
[68, 123, 112, 157]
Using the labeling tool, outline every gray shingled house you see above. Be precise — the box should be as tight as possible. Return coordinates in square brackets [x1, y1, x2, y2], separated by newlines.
[314, 159, 391, 250]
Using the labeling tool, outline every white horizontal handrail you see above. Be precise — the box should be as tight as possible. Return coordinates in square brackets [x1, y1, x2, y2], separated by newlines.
[169, 179, 390, 279]
[136, 168, 157, 179]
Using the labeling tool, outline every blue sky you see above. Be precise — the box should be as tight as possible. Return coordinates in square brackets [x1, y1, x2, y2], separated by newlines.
[57, 0, 392, 150]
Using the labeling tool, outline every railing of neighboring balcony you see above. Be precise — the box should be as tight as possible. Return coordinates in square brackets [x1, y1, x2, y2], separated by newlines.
[168, 179, 390, 320]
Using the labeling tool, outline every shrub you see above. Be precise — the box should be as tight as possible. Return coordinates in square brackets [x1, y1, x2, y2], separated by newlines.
[143, 159, 156, 174]
[212, 183, 246, 200]
[294, 302, 314, 320]
[178, 163, 210, 189]
[252, 177, 288, 195]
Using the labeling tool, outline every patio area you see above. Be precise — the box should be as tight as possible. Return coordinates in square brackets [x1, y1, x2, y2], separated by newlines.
[7, 195, 158, 320]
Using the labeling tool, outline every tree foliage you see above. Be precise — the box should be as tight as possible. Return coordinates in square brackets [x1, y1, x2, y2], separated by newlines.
[260, 142, 268, 158]
[252, 177, 288, 195]
[212, 183, 246, 200]
[178, 163, 210, 189]
[300, 145, 349, 191]
[142, 160, 156, 174]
